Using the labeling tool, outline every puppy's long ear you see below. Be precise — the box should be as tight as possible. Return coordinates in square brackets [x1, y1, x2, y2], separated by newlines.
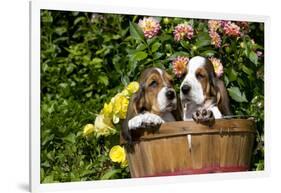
[121, 83, 146, 144]
[216, 79, 232, 116]
[206, 59, 219, 98]
[206, 58, 231, 116]
[133, 83, 146, 114]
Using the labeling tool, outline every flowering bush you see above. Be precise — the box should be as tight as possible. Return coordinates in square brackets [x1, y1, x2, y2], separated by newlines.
[41, 10, 264, 183]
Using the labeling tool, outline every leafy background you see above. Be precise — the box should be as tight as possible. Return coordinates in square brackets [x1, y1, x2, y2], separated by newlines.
[40, 10, 264, 183]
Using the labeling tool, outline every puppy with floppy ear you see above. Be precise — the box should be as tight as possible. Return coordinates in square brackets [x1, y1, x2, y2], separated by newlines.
[122, 67, 179, 144]
[180, 56, 231, 125]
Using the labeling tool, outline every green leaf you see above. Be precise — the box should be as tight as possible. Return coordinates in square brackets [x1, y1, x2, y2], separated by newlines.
[242, 65, 253, 75]
[195, 39, 211, 48]
[180, 41, 190, 49]
[227, 87, 248, 102]
[147, 37, 157, 46]
[131, 51, 148, 61]
[153, 52, 164, 60]
[228, 68, 238, 82]
[201, 50, 216, 57]
[136, 43, 147, 51]
[74, 16, 86, 25]
[129, 22, 144, 41]
[54, 27, 67, 36]
[195, 32, 211, 48]
[249, 51, 258, 65]
[91, 58, 103, 64]
[98, 75, 109, 86]
[42, 175, 54, 183]
[101, 169, 121, 180]
[151, 42, 161, 53]
[63, 133, 76, 144]
[121, 76, 130, 85]
[197, 32, 210, 41]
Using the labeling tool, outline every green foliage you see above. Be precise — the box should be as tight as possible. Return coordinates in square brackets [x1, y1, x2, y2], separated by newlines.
[41, 10, 264, 183]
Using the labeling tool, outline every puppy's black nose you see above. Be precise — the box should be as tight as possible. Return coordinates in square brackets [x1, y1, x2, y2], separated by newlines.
[181, 84, 191, 94]
[166, 90, 175, 100]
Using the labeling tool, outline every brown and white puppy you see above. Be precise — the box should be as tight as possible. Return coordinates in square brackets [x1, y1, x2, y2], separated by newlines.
[122, 67, 179, 143]
[180, 56, 231, 125]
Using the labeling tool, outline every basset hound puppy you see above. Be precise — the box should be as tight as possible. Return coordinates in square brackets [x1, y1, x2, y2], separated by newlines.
[122, 67, 180, 144]
[180, 56, 231, 125]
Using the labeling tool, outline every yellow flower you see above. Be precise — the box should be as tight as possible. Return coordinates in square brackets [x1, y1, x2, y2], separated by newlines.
[109, 145, 127, 163]
[83, 124, 95, 137]
[126, 81, 139, 95]
[120, 159, 128, 168]
[120, 89, 130, 97]
[102, 102, 113, 118]
[94, 114, 116, 137]
[111, 94, 129, 120]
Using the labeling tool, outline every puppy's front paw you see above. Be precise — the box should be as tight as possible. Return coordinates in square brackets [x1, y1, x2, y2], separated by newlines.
[192, 108, 215, 126]
[128, 113, 164, 130]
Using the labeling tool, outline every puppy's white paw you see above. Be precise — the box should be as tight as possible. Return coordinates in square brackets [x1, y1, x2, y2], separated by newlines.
[128, 113, 164, 130]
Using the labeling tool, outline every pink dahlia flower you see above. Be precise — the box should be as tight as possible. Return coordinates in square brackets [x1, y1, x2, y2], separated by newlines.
[223, 21, 241, 37]
[208, 20, 221, 32]
[209, 57, 224, 78]
[138, 17, 161, 39]
[172, 56, 189, 77]
[173, 23, 194, 41]
[209, 30, 222, 48]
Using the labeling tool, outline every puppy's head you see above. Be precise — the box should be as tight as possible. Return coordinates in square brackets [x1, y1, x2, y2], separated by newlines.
[180, 56, 218, 106]
[133, 68, 177, 115]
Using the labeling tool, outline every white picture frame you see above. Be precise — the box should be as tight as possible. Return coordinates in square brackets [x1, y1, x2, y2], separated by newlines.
[30, 0, 270, 192]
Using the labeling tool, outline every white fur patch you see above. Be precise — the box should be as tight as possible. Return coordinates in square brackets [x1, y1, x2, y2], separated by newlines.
[157, 87, 177, 112]
[128, 112, 165, 130]
[208, 106, 222, 118]
[158, 87, 167, 112]
[180, 56, 205, 105]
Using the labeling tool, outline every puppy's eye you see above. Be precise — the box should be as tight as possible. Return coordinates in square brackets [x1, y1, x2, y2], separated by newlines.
[149, 80, 158, 88]
[196, 73, 205, 80]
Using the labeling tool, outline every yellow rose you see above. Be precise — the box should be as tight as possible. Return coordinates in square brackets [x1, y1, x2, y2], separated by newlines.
[126, 81, 139, 95]
[109, 145, 126, 163]
[102, 102, 113, 118]
[83, 124, 95, 136]
[112, 94, 129, 120]
[120, 159, 128, 168]
[94, 114, 116, 137]
[120, 89, 129, 97]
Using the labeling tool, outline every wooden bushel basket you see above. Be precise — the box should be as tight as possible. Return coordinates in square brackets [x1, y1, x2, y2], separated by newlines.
[125, 118, 256, 178]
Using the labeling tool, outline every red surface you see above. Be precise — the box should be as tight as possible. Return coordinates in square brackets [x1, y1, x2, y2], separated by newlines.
[141, 165, 250, 177]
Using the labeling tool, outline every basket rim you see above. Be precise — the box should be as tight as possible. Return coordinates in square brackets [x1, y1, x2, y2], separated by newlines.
[133, 118, 256, 141]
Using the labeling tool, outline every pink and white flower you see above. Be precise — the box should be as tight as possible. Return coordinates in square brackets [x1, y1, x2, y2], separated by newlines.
[172, 56, 189, 77]
[173, 23, 194, 41]
[209, 57, 224, 78]
[208, 20, 221, 32]
[138, 17, 161, 39]
[223, 21, 241, 37]
[209, 30, 222, 48]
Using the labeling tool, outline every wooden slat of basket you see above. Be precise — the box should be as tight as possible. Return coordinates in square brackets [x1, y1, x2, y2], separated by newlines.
[125, 119, 256, 177]
[138, 119, 255, 140]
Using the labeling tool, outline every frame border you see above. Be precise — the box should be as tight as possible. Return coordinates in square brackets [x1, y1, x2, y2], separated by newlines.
[30, 0, 270, 192]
